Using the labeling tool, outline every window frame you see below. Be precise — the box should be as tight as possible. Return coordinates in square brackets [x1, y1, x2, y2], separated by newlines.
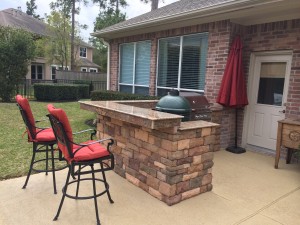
[80, 47, 87, 58]
[81, 67, 87, 72]
[51, 65, 57, 80]
[31, 64, 44, 80]
[89, 68, 98, 73]
[118, 40, 151, 94]
[156, 32, 208, 96]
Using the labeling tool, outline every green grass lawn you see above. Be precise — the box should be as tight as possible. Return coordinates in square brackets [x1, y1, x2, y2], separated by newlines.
[0, 100, 96, 180]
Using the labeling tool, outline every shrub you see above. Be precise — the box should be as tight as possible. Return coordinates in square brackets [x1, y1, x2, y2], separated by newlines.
[73, 80, 92, 97]
[0, 26, 36, 102]
[90, 90, 160, 101]
[34, 83, 89, 101]
[77, 84, 90, 98]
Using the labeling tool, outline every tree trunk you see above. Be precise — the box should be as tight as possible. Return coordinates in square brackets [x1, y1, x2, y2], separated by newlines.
[151, 0, 159, 11]
[116, 0, 119, 12]
[71, 0, 75, 70]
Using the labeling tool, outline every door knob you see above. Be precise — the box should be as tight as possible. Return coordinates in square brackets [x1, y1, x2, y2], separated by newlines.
[279, 110, 286, 113]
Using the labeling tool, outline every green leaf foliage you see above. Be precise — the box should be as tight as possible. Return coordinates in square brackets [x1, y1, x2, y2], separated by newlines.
[34, 83, 89, 101]
[0, 26, 36, 102]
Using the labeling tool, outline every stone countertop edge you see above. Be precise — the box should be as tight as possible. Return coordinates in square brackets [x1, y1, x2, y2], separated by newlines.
[79, 100, 220, 130]
[79, 100, 183, 121]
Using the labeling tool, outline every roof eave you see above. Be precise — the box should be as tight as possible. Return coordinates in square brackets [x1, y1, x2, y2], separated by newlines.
[91, 0, 283, 40]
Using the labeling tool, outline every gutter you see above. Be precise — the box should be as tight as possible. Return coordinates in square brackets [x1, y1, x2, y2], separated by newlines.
[102, 39, 110, 90]
[91, 0, 283, 38]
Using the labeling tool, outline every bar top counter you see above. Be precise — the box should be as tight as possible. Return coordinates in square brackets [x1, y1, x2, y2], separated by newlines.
[80, 100, 220, 205]
[80, 100, 219, 131]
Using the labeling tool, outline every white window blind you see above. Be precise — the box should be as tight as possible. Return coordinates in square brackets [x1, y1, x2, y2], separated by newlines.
[119, 41, 151, 94]
[157, 33, 208, 96]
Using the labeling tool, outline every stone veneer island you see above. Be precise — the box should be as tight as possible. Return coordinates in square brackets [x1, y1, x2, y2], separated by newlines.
[80, 100, 220, 205]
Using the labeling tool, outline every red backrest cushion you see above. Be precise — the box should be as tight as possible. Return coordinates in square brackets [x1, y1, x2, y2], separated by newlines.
[47, 104, 73, 161]
[16, 95, 36, 140]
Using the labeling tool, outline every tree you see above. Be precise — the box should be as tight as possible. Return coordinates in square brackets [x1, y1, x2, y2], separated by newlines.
[43, 11, 72, 69]
[92, 0, 127, 72]
[50, 0, 88, 70]
[140, 0, 161, 11]
[26, 0, 40, 19]
[0, 26, 36, 102]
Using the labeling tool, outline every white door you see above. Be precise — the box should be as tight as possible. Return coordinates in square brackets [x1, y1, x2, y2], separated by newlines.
[247, 54, 292, 151]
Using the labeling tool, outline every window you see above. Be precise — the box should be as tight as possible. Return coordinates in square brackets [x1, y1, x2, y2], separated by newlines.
[80, 47, 87, 58]
[31, 64, 43, 80]
[81, 67, 87, 72]
[89, 68, 98, 73]
[157, 33, 208, 96]
[51, 66, 56, 80]
[257, 62, 286, 106]
[119, 41, 151, 95]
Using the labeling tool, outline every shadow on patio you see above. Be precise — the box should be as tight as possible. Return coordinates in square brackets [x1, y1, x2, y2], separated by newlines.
[0, 150, 299, 225]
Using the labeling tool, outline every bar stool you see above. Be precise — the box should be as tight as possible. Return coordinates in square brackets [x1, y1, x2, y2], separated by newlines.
[16, 95, 65, 194]
[47, 104, 114, 225]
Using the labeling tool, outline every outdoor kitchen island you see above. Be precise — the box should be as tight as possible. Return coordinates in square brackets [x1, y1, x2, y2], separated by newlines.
[80, 100, 220, 205]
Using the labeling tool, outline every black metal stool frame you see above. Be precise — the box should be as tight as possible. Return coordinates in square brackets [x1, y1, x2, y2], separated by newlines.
[48, 114, 114, 225]
[17, 104, 65, 194]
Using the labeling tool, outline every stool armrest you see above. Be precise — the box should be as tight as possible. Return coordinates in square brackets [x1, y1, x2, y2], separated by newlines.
[73, 129, 96, 140]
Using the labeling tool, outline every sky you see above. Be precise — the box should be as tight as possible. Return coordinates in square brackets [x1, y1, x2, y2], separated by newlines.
[0, 0, 178, 41]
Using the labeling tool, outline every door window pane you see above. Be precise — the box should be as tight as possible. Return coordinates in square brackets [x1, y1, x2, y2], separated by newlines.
[51, 66, 56, 80]
[31, 65, 36, 79]
[37, 65, 43, 79]
[257, 62, 286, 106]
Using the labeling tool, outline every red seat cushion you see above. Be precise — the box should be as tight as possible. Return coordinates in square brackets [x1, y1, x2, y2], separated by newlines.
[35, 128, 56, 142]
[73, 141, 110, 162]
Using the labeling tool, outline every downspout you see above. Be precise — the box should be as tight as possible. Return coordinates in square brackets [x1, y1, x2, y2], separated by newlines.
[102, 39, 110, 90]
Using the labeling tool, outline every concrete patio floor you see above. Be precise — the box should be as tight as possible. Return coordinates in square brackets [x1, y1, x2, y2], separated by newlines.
[0, 150, 299, 225]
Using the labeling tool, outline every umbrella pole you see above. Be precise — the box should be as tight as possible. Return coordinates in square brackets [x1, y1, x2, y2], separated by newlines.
[226, 108, 246, 154]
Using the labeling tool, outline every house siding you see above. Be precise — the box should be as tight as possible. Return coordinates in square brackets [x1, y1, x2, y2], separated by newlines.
[108, 18, 300, 150]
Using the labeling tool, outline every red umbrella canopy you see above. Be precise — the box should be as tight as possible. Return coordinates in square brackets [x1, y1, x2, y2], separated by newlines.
[217, 36, 248, 108]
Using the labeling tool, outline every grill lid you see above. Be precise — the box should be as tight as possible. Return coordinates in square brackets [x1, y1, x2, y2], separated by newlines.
[156, 89, 191, 113]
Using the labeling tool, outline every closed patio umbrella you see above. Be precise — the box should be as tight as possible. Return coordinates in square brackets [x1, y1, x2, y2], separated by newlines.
[217, 36, 248, 154]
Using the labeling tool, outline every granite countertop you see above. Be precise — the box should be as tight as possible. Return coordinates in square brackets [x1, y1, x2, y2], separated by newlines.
[79, 100, 219, 130]
[79, 100, 183, 121]
[179, 120, 219, 130]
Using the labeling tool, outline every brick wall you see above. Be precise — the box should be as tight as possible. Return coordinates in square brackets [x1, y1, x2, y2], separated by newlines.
[108, 18, 300, 150]
[243, 19, 300, 119]
[109, 20, 232, 102]
[97, 113, 218, 205]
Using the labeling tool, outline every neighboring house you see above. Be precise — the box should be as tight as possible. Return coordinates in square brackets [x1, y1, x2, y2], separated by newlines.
[92, 0, 300, 154]
[0, 8, 100, 80]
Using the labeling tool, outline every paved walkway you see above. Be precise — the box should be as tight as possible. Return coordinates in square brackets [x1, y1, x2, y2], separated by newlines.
[0, 150, 299, 225]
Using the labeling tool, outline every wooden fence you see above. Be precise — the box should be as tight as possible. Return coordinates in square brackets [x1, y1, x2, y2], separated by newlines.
[56, 70, 107, 82]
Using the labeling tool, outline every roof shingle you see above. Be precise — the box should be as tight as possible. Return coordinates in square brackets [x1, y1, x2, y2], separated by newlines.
[95, 0, 234, 33]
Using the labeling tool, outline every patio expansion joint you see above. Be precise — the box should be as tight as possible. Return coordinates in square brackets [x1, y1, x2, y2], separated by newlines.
[233, 185, 300, 225]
